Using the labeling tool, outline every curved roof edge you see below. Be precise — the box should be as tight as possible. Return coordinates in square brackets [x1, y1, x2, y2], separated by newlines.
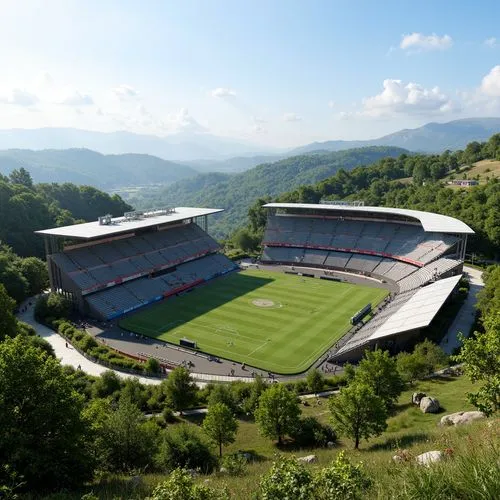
[263, 203, 474, 234]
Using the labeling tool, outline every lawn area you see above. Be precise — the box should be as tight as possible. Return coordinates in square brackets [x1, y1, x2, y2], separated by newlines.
[119, 269, 388, 374]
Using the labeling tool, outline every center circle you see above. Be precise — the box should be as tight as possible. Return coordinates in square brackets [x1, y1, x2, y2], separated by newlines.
[252, 298, 276, 308]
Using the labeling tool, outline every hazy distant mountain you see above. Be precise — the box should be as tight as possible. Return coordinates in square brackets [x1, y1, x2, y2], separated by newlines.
[0, 127, 271, 161]
[0, 149, 197, 188]
[293, 118, 500, 155]
[181, 154, 287, 173]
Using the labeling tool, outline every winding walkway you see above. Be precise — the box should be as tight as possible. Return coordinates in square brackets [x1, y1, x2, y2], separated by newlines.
[439, 266, 484, 355]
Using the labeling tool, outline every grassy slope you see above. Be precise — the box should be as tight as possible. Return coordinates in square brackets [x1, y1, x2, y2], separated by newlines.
[81, 375, 499, 500]
[120, 270, 387, 374]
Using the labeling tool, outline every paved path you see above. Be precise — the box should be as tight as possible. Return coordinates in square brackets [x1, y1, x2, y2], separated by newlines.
[17, 303, 169, 386]
[440, 266, 484, 355]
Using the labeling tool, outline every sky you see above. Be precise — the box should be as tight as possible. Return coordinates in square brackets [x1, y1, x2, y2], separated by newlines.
[1, 0, 500, 148]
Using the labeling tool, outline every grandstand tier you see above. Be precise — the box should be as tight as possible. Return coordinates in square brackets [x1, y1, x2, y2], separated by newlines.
[259, 204, 471, 360]
[37, 206, 237, 321]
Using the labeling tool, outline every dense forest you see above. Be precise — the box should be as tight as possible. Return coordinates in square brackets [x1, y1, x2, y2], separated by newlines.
[234, 134, 500, 258]
[130, 146, 409, 238]
[0, 168, 132, 258]
[0, 148, 196, 188]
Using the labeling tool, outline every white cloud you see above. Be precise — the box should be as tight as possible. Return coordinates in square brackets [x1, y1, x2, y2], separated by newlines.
[361, 79, 455, 117]
[400, 33, 453, 52]
[0, 88, 39, 106]
[328, 100, 335, 108]
[283, 112, 302, 122]
[112, 84, 139, 100]
[480, 65, 500, 96]
[484, 37, 497, 48]
[58, 90, 93, 106]
[211, 87, 236, 98]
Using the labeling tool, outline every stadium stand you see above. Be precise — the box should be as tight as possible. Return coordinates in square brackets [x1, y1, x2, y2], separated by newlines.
[37, 207, 238, 321]
[259, 203, 472, 360]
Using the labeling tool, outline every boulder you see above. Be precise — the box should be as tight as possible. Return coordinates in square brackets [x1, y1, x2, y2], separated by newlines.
[327, 441, 335, 449]
[298, 455, 317, 464]
[392, 454, 404, 463]
[416, 450, 443, 466]
[412, 392, 426, 405]
[440, 411, 485, 426]
[219, 467, 228, 474]
[420, 396, 440, 414]
[129, 476, 143, 488]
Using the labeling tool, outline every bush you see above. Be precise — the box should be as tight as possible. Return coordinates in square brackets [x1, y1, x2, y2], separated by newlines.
[150, 468, 229, 500]
[314, 451, 372, 499]
[291, 416, 337, 448]
[220, 453, 247, 476]
[260, 455, 313, 500]
[156, 424, 217, 473]
[162, 407, 176, 423]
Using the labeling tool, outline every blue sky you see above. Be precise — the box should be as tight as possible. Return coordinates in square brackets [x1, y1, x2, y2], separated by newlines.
[1, 0, 499, 147]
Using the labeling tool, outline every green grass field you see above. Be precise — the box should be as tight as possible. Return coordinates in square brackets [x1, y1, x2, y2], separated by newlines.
[119, 270, 388, 374]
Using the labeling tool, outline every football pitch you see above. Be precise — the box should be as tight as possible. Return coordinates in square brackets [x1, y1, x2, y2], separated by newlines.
[119, 270, 388, 374]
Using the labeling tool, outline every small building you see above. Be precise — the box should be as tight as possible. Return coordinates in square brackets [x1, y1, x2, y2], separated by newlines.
[448, 179, 479, 187]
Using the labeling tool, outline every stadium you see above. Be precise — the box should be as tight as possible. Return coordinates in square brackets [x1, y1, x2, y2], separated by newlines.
[36, 202, 473, 376]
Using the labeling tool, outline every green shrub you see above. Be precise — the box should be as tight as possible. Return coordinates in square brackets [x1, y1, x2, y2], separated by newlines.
[260, 455, 313, 500]
[145, 357, 161, 375]
[156, 424, 217, 473]
[291, 416, 336, 448]
[314, 451, 372, 499]
[162, 407, 176, 423]
[220, 453, 247, 476]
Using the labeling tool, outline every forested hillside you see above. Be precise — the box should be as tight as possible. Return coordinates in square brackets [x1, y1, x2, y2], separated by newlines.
[130, 146, 408, 238]
[241, 134, 500, 256]
[0, 148, 197, 188]
[0, 168, 132, 257]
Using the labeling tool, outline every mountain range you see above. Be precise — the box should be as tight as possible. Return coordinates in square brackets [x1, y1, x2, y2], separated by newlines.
[0, 118, 498, 168]
[291, 118, 500, 155]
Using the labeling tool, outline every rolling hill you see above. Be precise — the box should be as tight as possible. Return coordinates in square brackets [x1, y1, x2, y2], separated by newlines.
[0, 148, 198, 189]
[130, 146, 408, 238]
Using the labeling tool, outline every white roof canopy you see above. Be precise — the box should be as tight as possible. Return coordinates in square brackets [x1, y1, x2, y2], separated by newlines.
[263, 203, 474, 234]
[369, 275, 462, 341]
[36, 207, 223, 240]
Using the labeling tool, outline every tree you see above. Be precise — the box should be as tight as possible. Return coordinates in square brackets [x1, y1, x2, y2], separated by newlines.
[259, 455, 313, 500]
[452, 314, 500, 416]
[355, 349, 404, 408]
[99, 396, 158, 471]
[164, 366, 198, 414]
[202, 403, 238, 457]
[92, 370, 122, 399]
[231, 227, 260, 252]
[207, 383, 238, 413]
[9, 167, 33, 188]
[329, 383, 387, 449]
[255, 384, 301, 445]
[396, 340, 447, 383]
[18, 257, 48, 296]
[0, 336, 93, 491]
[150, 468, 229, 500]
[306, 368, 324, 394]
[0, 284, 18, 341]
[145, 357, 161, 375]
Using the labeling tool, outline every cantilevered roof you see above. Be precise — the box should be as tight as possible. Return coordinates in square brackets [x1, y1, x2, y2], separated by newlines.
[263, 203, 474, 234]
[35, 207, 223, 240]
[369, 275, 462, 341]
